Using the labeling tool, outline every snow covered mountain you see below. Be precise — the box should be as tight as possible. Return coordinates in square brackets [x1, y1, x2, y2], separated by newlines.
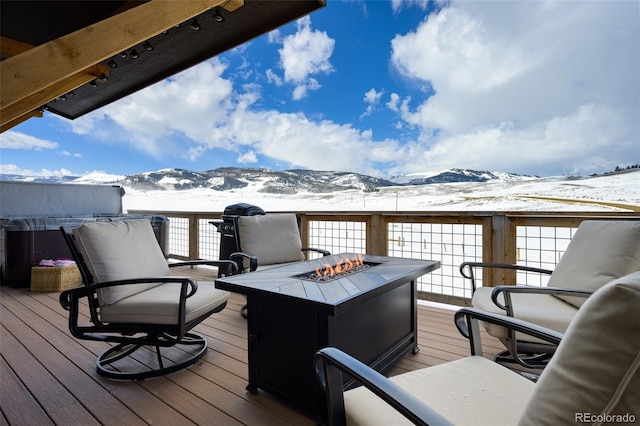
[0, 167, 536, 193]
[390, 169, 537, 185]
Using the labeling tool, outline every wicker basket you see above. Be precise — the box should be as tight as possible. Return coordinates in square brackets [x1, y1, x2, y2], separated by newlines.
[30, 265, 82, 292]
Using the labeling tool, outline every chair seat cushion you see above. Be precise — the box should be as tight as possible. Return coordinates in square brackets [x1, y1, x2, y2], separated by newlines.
[344, 356, 534, 425]
[100, 281, 230, 325]
[472, 287, 577, 341]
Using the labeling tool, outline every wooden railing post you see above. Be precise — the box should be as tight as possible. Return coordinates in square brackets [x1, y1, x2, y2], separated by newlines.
[298, 213, 310, 251]
[189, 214, 199, 260]
[486, 214, 514, 286]
[368, 213, 385, 256]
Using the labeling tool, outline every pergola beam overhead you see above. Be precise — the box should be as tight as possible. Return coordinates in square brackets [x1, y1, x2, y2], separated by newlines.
[0, 0, 241, 128]
[0, 0, 325, 132]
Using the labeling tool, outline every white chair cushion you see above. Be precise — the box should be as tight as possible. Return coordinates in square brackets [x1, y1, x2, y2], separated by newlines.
[549, 220, 640, 307]
[344, 356, 534, 425]
[73, 219, 170, 306]
[520, 271, 640, 424]
[100, 281, 230, 325]
[238, 214, 305, 266]
[472, 286, 578, 341]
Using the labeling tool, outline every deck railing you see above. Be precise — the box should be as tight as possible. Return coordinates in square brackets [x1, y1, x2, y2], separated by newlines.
[128, 209, 639, 305]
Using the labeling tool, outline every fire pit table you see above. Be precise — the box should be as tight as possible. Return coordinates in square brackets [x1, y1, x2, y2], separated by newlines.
[215, 253, 440, 419]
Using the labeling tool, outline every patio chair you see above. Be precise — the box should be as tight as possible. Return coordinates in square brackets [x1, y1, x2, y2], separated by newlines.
[59, 219, 237, 380]
[228, 213, 330, 317]
[459, 219, 640, 368]
[315, 271, 640, 426]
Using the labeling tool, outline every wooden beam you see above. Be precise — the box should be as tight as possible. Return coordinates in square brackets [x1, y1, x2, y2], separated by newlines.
[0, 36, 34, 58]
[222, 0, 244, 12]
[0, 0, 241, 122]
[0, 35, 112, 130]
[0, 110, 44, 133]
[1, 65, 109, 129]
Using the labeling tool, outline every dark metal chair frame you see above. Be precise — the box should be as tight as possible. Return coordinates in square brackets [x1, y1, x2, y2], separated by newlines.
[59, 225, 238, 380]
[459, 262, 591, 368]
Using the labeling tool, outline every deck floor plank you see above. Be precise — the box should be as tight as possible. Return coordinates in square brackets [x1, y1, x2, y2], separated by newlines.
[1, 355, 54, 426]
[1, 267, 504, 425]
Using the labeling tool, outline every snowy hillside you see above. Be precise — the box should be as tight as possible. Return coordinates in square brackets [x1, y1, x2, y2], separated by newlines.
[122, 170, 640, 213]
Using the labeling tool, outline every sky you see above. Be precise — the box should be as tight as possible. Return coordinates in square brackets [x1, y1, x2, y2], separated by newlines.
[1, 0, 639, 179]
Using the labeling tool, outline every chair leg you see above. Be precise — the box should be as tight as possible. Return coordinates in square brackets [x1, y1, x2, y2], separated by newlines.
[155, 345, 165, 369]
[240, 304, 248, 319]
[96, 332, 208, 380]
[493, 349, 552, 373]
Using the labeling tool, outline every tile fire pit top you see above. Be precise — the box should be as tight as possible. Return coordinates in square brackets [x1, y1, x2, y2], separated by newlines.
[215, 253, 440, 315]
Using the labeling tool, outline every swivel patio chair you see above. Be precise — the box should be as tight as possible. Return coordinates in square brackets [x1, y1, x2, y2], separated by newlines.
[460, 219, 640, 368]
[315, 271, 640, 425]
[59, 218, 237, 380]
[227, 213, 330, 317]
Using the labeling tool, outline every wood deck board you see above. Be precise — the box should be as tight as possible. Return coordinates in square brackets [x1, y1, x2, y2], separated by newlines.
[1, 266, 504, 425]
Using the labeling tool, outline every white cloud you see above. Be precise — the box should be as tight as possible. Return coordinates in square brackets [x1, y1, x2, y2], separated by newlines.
[361, 88, 384, 118]
[278, 16, 335, 99]
[386, 93, 401, 112]
[393, 104, 633, 177]
[364, 88, 383, 105]
[0, 163, 74, 177]
[221, 108, 404, 177]
[237, 150, 258, 164]
[266, 68, 283, 86]
[0, 131, 58, 150]
[391, 0, 431, 14]
[389, 0, 639, 175]
[70, 59, 234, 159]
[66, 58, 403, 176]
[60, 151, 82, 158]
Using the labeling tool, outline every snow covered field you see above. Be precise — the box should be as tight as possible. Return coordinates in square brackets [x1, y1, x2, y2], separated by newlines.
[123, 170, 640, 213]
[119, 170, 639, 299]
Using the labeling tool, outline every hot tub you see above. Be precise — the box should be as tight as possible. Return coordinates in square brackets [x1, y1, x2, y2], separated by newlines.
[0, 181, 168, 287]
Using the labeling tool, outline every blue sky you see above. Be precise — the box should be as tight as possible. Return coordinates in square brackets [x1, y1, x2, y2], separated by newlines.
[1, 0, 639, 179]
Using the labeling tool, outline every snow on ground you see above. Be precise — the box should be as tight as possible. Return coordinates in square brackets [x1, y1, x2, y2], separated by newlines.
[123, 170, 640, 213]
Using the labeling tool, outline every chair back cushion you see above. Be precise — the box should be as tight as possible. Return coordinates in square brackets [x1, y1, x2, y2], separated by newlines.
[73, 219, 169, 306]
[519, 271, 640, 425]
[549, 220, 640, 307]
[238, 214, 305, 265]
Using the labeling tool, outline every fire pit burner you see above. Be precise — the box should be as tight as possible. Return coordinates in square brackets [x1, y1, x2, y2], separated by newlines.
[293, 254, 381, 282]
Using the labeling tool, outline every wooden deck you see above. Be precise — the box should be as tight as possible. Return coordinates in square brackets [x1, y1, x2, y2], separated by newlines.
[1, 265, 505, 425]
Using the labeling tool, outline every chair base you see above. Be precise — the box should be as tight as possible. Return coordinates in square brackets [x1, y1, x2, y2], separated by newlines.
[96, 332, 208, 380]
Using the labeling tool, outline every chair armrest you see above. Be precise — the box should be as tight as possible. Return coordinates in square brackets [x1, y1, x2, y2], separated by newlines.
[169, 259, 239, 276]
[454, 307, 563, 355]
[491, 285, 593, 311]
[229, 252, 258, 272]
[314, 347, 453, 426]
[459, 262, 554, 294]
[302, 247, 331, 257]
[59, 276, 198, 310]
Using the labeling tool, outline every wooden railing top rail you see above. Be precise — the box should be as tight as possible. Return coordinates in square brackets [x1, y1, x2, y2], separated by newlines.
[128, 209, 640, 218]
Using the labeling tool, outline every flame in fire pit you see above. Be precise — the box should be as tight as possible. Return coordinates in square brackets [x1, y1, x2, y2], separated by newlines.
[293, 254, 373, 283]
[315, 254, 364, 278]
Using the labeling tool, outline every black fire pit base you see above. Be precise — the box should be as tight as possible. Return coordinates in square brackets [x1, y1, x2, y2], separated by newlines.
[215, 254, 440, 422]
[246, 280, 416, 417]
